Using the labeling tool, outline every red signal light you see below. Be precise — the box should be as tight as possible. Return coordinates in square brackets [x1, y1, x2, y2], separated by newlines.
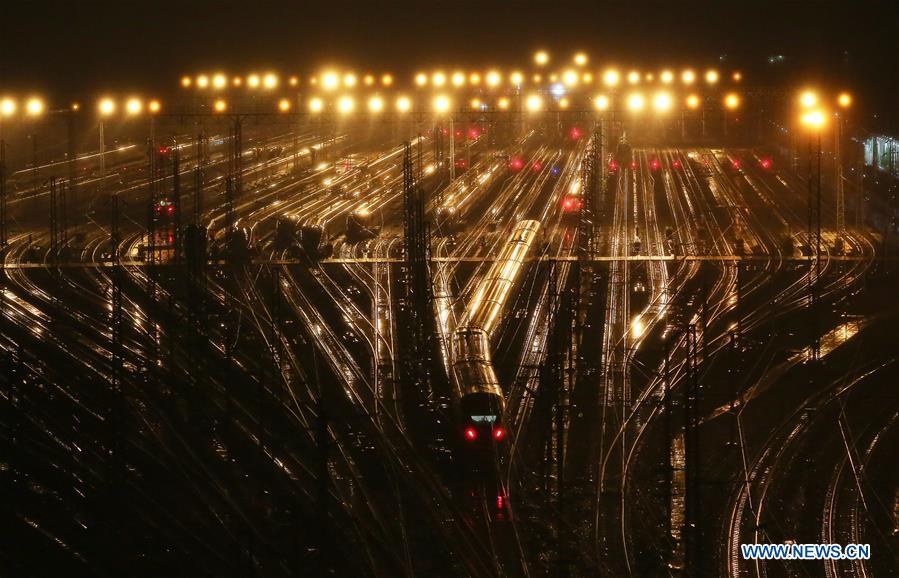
[468, 128, 480, 138]
[760, 158, 772, 169]
[569, 127, 582, 140]
[464, 427, 477, 441]
[630, 161, 637, 170]
[650, 159, 660, 170]
[158, 146, 170, 155]
[166, 205, 175, 215]
[562, 197, 582, 211]
[609, 160, 619, 172]
[509, 157, 524, 170]
[493, 427, 506, 441]
[532, 161, 542, 171]
[731, 160, 741, 169]
[672, 159, 681, 169]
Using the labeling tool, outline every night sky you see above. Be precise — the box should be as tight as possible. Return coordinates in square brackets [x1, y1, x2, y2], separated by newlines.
[2, 0, 898, 128]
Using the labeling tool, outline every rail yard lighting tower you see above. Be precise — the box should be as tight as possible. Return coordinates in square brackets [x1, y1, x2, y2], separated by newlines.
[834, 93, 852, 233]
[98, 97, 115, 175]
[723, 92, 740, 137]
[801, 108, 826, 362]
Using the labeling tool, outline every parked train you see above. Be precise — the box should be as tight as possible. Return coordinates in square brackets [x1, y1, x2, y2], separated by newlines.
[450, 219, 540, 448]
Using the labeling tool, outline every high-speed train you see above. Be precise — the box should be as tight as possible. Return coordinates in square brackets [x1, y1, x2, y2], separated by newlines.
[450, 219, 540, 447]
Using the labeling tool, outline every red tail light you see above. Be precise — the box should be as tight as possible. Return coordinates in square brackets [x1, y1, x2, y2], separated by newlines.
[464, 427, 477, 441]
[493, 427, 506, 441]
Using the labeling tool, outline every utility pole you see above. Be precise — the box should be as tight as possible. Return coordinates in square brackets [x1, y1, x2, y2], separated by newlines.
[1, 139, 8, 249]
[194, 133, 204, 224]
[110, 193, 123, 394]
[835, 114, 845, 234]
[449, 117, 455, 181]
[172, 142, 182, 262]
[815, 131, 822, 360]
[682, 324, 700, 577]
[67, 108, 77, 203]
[400, 139, 435, 411]
[807, 132, 822, 362]
[99, 120, 106, 175]
[49, 177, 59, 262]
[231, 116, 243, 202]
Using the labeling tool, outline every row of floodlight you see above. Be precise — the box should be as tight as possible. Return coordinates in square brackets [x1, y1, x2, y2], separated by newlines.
[178, 66, 740, 93]
[0, 89, 851, 121]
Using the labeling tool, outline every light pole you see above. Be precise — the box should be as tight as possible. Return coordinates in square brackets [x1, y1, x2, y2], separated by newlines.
[685, 94, 701, 141]
[25, 98, 45, 204]
[801, 108, 826, 362]
[98, 98, 115, 175]
[0, 97, 16, 249]
[834, 93, 852, 235]
[723, 93, 740, 139]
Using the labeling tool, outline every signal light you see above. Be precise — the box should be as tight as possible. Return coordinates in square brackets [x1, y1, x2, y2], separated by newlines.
[569, 127, 582, 140]
[493, 427, 506, 441]
[760, 158, 772, 169]
[609, 160, 619, 172]
[650, 159, 660, 170]
[464, 427, 477, 441]
[532, 161, 542, 171]
[731, 160, 741, 169]
[158, 146, 170, 155]
[509, 157, 524, 170]
[468, 128, 480, 138]
[672, 159, 681, 169]
[630, 160, 637, 170]
[563, 197, 582, 212]
[167, 205, 175, 216]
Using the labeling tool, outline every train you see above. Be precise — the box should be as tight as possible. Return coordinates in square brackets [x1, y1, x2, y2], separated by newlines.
[450, 219, 540, 448]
